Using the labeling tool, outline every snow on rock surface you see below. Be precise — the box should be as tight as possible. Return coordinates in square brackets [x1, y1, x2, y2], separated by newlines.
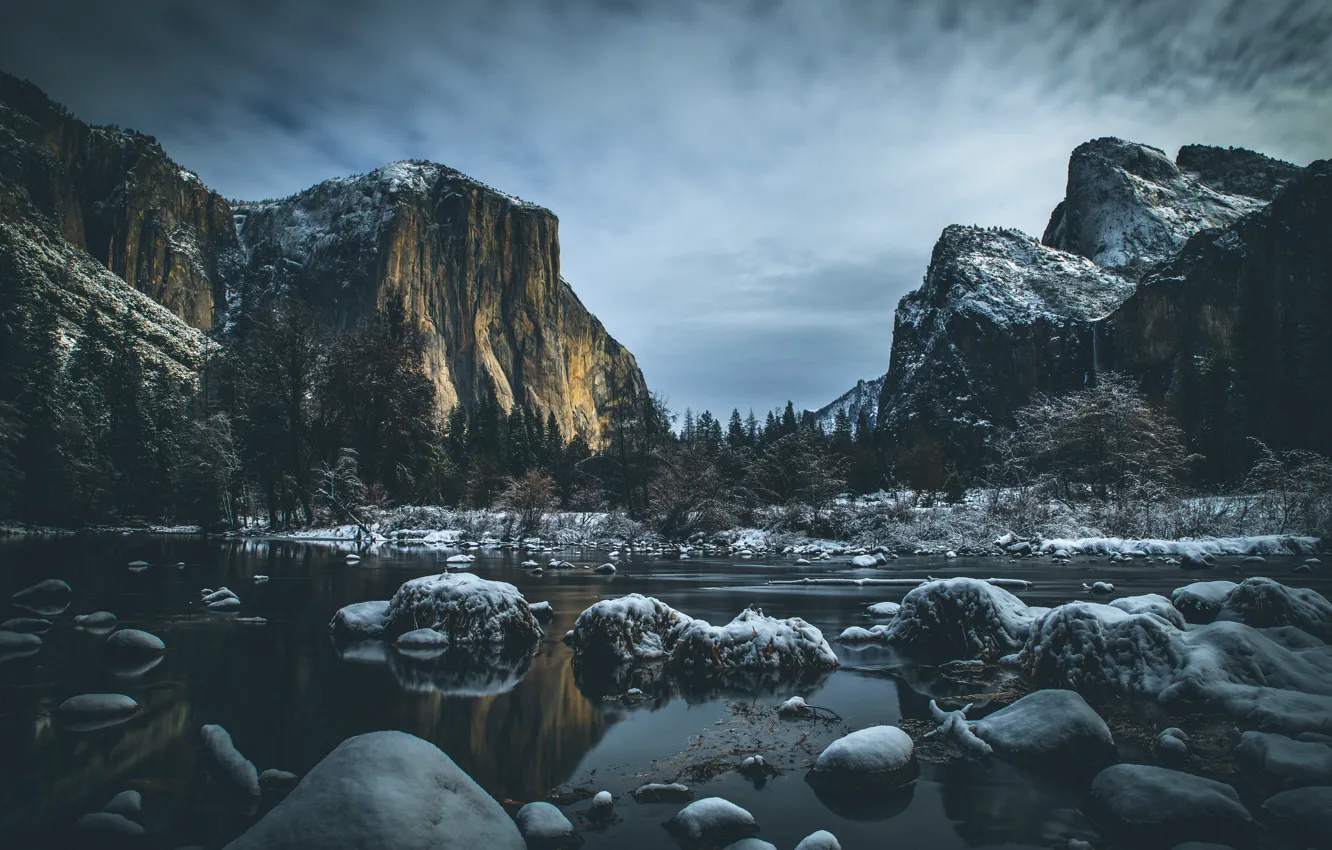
[632, 783, 693, 803]
[54, 694, 139, 731]
[329, 600, 390, 641]
[970, 689, 1116, 764]
[810, 726, 918, 789]
[837, 625, 891, 643]
[1261, 786, 1332, 843]
[1171, 582, 1239, 624]
[671, 608, 839, 673]
[201, 724, 260, 797]
[1038, 535, 1319, 558]
[1109, 594, 1185, 629]
[223, 731, 524, 850]
[1089, 764, 1252, 836]
[1216, 578, 1332, 640]
[383, 573, 542, 649]
[865, 601, 900, 618]
[393, 628, 450, 651]
[881, 578, 1035, 660]
[793, 831, 841, 850]
[666, 797, 759, 846]
[1234, 731, 1332, 787]
[777, 696, 814, 718]
[564, 594, 693, 666]
[850, 554, 877, 568]
[515, 801, 577, 846]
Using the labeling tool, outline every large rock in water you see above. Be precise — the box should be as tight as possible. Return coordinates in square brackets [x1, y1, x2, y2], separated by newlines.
[1215, 578, 1332, 641]
[232, 160, 645, 444]
[383, 573, 542, 650]
[1171, 581, 1239, 625]
[809, 726, 918, 790]
[669, 608, 839, 673]
[972, 689, 1116, 764]
[880, 578, 1036, 660]
[1262, 786, 1332, 844]
[564, 594, 693, 666]
[1088, 764, 1252, 839]
[223, 731, 524, 850]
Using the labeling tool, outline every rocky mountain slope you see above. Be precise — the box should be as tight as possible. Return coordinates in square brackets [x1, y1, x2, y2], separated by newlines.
[875, 139, 1311, 480]
[0, 73, 238, 330]
[802, 375, 884, 432]
[233, 161, 644, 443]
[0, 74, 645, 447]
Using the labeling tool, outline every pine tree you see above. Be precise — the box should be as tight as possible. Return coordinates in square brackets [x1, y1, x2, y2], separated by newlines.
[727, 408, 747, 449]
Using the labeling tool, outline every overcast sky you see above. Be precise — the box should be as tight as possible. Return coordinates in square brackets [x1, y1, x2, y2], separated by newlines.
[5, 0, 1330, 418]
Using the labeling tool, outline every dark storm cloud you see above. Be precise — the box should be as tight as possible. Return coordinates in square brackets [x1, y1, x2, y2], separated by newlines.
[4, 0, 1330, 417]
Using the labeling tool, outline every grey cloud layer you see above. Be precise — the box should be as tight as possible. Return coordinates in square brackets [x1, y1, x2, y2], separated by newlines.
[5, 0, 1329, 417]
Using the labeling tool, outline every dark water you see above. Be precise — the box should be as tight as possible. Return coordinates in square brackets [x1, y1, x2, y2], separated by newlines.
[1, 534, 1326, 849]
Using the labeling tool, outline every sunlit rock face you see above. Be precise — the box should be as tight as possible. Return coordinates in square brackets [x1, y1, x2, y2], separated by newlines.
[233, 161, 646, 445]
[0, 73, 239, 330]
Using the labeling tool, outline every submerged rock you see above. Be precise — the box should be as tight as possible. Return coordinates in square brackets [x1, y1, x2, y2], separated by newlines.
[201, 724, 260, 797]
[666, 797, 758, 847]
[12, 578, 72, 615]
[1089, 764, 1251, 838]
[54, 694, 139, 731]
[222, 731, 523, 849]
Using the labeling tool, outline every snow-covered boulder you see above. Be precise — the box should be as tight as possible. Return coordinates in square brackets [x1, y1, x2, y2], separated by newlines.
[594, 563, 616, 574]
[1235, 731, 1332, 787]
[666, 797, 758, 846]
[881, 578, 1035, 660]
[1011, 603, 1179, 696]
[777, 696, 814, 718]
[1157, 728, 1190, 762]
[1088, 764, 1252, 837]
[12, 578, 71, 615]
[54, 693, 139, 731]
[515, 801, 577, 847]
[384, 574, 542, 649]
[329, 600, 390, 641]
[793, 831, 841, 850]
[393, 628, 451, 654]
[1262, 786, 1332, 844]
[1171, 581, 1239, 624]
[529, 601, 554, 623]
[222, 731, 524, 850]
[836, 625, 890, 643]
[564, 594, 692, 666]
[1109, 594, 1185, 629]
[850, 554, 877, 568]
[201, 724, 260, 797]
[865, 601, 900, 619]
[970, 689, 1116, 764]
[809, 726, 918, 790]
[1216, 578, 1332, 640]
[588, 790, 613, 819]
[671, 608, 839, 674]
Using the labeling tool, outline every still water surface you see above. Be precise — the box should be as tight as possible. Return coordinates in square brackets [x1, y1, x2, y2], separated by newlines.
[2, 534, 1325, 849]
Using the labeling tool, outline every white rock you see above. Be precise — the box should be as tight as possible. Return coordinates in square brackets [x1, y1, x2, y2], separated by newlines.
[794, 831, 841, 850]
[594, 563, 617, 574]
[850, 554, 877, 568]
[328, 600, 390, 641]
[667, 797, 758, 846]
[529, 601, 554, 622]
[777, 696, 814, 718]
[632, 782, 693, 803]
[795, 558, 811, 566]
[54, 694, 139, 731]
[811, 726, 917, 788]
[201, 724, 260, 797]
[201, 588, 240, 604]
[865, 601, 900, 618]
[881, 578, 1035, 659]
[1109, 594, 1185, 629]
[515, 801, 576, 845]
[837, 625, 890, 643]
[385, 574, 542, 648]
[1171, 581, 1240, 624]
[672, 608, 839, 673]
[222, 731, 524, 850]
[565, 594, 692, 665]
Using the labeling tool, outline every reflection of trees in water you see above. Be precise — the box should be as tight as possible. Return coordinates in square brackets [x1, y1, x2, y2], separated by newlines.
[386, 645, 535, 697]
[572, 659, 835, 707]
[930, 758, 1097, 847]
[0, 686, 191, 839]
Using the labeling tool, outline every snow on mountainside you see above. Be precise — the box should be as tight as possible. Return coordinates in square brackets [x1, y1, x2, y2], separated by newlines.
[875, 225, 1133, 469]
[1041, 138, 1291, 273]
[803, 375, 884, 432]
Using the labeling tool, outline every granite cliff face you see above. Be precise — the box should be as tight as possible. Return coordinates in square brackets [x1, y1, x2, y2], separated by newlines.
[0, 73, 238, 330]
[876, 138, 1312, 479]
[0, 75, 645, 447]
[233, 161, 646, 444]
[1099, 160, 1332, 476]
[1041, 138, 1277, 274]
[875, 226, 1131, 470]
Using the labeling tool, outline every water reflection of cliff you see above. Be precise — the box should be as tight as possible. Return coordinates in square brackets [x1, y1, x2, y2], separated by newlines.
[0, 685, 191, 838]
